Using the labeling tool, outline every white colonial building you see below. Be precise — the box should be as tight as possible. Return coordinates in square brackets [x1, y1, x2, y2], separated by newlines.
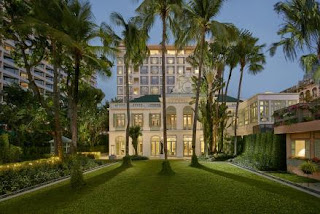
[109, 75, 238, 158]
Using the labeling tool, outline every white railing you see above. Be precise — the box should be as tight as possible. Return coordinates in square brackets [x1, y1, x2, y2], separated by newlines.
[110, 103, 161, 109]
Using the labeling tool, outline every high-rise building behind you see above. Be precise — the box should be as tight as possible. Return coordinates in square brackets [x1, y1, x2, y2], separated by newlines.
[116, 44, 196, 101]
[0, 40, 97, 97]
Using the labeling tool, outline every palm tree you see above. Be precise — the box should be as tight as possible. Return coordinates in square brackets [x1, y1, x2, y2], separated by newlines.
[270, 0, 320, 75]
[110, 12, 149, 166]
[233, 31, 266, 155]
[129, 126, 143, 155]
[136, 0, 182, 173]
[176, 0, 234, 166]
[62, 0, 117, 153]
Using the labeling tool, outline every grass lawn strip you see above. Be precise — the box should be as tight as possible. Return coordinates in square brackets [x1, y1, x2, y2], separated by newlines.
[0, 160, 320, 214]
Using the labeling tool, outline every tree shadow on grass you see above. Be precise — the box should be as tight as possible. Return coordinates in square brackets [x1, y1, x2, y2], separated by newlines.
[1, 164, 128, 213]
[197, 164, 317, 201]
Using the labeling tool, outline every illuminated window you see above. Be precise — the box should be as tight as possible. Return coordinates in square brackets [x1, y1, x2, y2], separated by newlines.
[150, 57, 159, 64]
[167, 66, 175, 75]
[183, 136, 193, 156]
[150, 114, 161, 127]
[291, 140, 310, 158]
[177, 57, 185, 64]
[167, 136, 176, 156]
[115, 136, 125, 155]
[250, 102, 258, 123]
[200, 137, 204, 154]
[114, 114, 125, 128]
[117, 57, 124, 65]
[151, 136, 160, 156]
[167, 57, 175, 64]
[150, 50, 159, 55]
[117, 66, 123, 75]
[177, 66, 184, 74]
[133, 87, 139, 95]
[166, 106, 176, 130]
[259, 100, 269, 122]
[132, 114, 143, 127]
[150, 86, 159, 95]
[183, 106, 193, 130]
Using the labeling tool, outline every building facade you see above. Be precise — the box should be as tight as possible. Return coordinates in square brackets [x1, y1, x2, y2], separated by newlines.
[109, 92, 238, 158]
[0, 40, 97, 97]
[237, 93, 300, 136]
[116, 44, 196, 101]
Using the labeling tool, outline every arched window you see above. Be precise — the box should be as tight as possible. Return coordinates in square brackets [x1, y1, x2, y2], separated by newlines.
[151, 136, 160, 156]
[115, 136, 125, 155]
[183, 106, 193, 130]
[166, 106, 177, 130]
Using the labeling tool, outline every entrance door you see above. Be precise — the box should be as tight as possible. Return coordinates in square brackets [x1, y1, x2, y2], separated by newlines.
[167, 136, 176, 156]
[151, 136, 160, 156]
[183, 136, 193, 156]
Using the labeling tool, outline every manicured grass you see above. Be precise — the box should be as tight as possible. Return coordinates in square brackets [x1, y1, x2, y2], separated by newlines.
[1, 160, 320, 214]
[268, 172, 319, 183]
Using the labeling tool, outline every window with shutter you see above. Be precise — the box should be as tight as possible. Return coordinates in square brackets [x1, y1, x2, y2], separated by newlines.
[315, 139, 320, 158]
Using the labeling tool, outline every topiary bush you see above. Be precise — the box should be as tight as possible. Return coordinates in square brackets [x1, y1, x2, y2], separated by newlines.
[70, 156, 85, 190]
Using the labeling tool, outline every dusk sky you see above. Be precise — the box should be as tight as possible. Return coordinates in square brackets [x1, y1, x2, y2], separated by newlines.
[91, 0, 305, 101]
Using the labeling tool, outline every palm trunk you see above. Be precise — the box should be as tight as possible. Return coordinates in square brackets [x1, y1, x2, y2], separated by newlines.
[224, 67, 233, 103]
[161, 15, 168, 161]
[191, 31, 205, 165]
[70, 54, 80, 154]
[125, 64, 130, 156]
[52, 42, 63, 159]
[207, 83, 214, 154]
[219, 72, 225, 153]
[234, 66, 244, 156]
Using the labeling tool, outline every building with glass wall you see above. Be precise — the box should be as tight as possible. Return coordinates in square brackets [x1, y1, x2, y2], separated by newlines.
[236, 93, 300, 136]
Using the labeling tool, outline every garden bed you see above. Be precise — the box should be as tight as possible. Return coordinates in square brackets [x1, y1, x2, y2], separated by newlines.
[0, 156, 114, 198]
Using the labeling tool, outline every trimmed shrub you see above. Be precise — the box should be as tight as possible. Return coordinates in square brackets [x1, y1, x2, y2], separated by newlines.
[0, 134, 22, 164]
[70, 156, 85, 190]
[233, 133, 286, 171]
[129, 155, 149, 161]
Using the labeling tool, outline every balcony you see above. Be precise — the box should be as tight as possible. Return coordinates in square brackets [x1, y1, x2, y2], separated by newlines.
[274, 103, 320, 127]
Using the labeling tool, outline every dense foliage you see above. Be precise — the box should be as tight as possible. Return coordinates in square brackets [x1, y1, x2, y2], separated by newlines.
[0, 156, 105, 195]
[233, 133, 286, 171]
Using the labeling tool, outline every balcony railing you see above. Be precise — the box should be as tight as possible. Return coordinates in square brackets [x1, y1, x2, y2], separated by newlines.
[110, 103, 161, 109]
[273, 103, 320, 127]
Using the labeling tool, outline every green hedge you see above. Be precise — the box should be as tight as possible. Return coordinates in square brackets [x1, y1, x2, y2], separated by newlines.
[223, 136, 244, 156]
[234, 133, 286, 171]
[0, 156, 105, 196]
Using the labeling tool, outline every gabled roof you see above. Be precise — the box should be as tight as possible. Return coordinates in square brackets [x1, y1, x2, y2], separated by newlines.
[131, 95, 160, 103]
[215, 95, 242, 103]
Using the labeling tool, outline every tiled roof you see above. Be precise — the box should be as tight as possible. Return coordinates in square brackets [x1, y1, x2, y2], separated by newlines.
[215, 95, 241, 103]
[131, 95, 161, 103]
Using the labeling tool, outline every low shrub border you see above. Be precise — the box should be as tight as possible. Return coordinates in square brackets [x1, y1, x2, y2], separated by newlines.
[0, 161, 118, 201]
[0, 156, 114, 197]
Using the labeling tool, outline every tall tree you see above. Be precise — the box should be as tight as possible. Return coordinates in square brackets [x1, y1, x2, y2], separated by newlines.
[136, 0, 182, 173]
[176, 0, 233, 166]
[129, 126, 143, 156]
[62, 0, 116, 153]
[110, 12, 148, 166]
[233, 31, 266, 155]
[270, 0, 320, 77]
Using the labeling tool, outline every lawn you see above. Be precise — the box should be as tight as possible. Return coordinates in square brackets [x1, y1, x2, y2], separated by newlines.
[0, 160, 319, 214]
[268, 172, 319, 183]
